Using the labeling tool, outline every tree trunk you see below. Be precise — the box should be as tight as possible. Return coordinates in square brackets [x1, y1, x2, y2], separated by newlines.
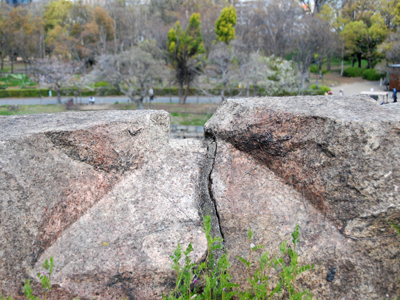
[178, 81, 184, 104]
[113, 18, 117, 55]
[341, 60, 344, 76]
[221, 83, 226, 103]
[301, 72, 307, 88]
[368, 58, 372, 69]
[327, 53, 331, 72]
[57, 90, 61, 104]
[169, 81, 172, 103]
[318, 62, 322, 79]
[10, 52, 14, 73]
[182, 80, 190, 104]
[357, 53, 362, 68]
[138, 98, 143, 110]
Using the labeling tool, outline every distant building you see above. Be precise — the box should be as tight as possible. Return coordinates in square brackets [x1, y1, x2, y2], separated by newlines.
[4, 0, 32, 6]
[388, 65, 400, 91]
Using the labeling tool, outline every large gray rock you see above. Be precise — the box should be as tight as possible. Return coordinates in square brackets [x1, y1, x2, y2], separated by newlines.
[0, 111, 208, 299]
[3, 95, 400, 300]
[205, 96, 400, 299]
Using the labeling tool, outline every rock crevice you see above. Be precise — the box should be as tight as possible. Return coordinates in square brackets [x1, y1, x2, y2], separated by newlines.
[198, 133, 224, 242]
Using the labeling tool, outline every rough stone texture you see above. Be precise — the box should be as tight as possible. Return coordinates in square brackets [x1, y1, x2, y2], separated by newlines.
[0, 111, 208, 299]
[3, 96, 400, 299]
[205, 96, 400, 299]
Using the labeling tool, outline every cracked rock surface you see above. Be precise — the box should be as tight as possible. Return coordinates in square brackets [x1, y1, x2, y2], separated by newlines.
[0, 111, 208, 299]
[2, 96, 400, 299]
[205, 96, 400, 299]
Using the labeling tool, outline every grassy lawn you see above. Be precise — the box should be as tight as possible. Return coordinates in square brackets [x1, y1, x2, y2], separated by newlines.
[0, 104, 67, 116]
[0, 66, 11, 73]
[170, 112, 213, 126]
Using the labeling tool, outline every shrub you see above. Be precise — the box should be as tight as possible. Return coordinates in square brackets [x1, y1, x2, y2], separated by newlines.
[343, 67, 364, 77]
[0, 89, 51, 98]
[310, 84, 331, 93]
[164, 216, 314, 300]
[309, 65, 327, 75]
[94, 81, 110, 88]
[362, 69, 384, 81]
[24, 257, 54, 300]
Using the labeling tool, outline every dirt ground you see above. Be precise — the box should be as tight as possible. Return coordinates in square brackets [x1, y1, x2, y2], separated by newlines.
[318, 72, 389, 99]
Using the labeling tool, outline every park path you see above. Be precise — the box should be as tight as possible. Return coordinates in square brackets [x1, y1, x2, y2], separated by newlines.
[330, 80, 386, 96]
[0, 96, 222, 106]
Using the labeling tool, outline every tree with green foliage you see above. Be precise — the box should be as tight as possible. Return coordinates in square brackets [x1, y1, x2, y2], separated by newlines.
[215, 5, 236, 44]
[341, 13, 388, 68]
[167, 13, 205, 104]
[42, 0, 73, 57]
[42, 0, 72, 33]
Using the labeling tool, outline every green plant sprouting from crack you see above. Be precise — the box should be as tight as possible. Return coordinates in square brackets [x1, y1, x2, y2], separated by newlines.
[1, 217, 313, 300]
[23, 257, 54, 300]
[164, 216, 314, 300]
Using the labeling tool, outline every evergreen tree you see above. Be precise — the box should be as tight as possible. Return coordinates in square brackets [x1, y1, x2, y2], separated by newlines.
[167, 13, 205, 104]
[215, 5, 236, 44]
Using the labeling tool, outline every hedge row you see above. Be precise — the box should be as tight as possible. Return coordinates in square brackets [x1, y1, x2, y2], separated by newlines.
[0, 86, 297, 98]
[0, 88, 98, 98]
[0, 87, 242, 98]
[343, 67, 384, 80]
[343, 67, 364, 77]
[362, 69, 385, 81]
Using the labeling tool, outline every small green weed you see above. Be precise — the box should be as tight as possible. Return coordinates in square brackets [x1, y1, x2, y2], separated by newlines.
[0, 293, 13, 300]
[164, 216, 314, 300]
[163, 215, 238, 300]
[24, 257, 54, 300]
[236, 226, 313, 300]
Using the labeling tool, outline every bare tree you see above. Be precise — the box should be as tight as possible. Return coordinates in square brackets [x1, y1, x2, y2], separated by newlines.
[207, 42, 239, 102]
[34, 59, 81, 103]
[381, 32, 400, 64]
[241, 0, 304, 56]
[92, 46, 164, 110]
[293, 16, 332, 88]
[239, 51, 268, 97]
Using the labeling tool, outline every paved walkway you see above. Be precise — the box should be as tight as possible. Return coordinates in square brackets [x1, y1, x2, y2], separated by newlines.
[0, 96, 222, 106]
[330, 80, 386, 96]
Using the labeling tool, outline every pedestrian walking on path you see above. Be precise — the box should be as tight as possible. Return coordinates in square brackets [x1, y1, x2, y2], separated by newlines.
[393, 88, 397, 103]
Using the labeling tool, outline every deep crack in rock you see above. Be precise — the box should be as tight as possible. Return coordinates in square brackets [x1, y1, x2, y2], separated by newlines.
[199, 131, 225, 258]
